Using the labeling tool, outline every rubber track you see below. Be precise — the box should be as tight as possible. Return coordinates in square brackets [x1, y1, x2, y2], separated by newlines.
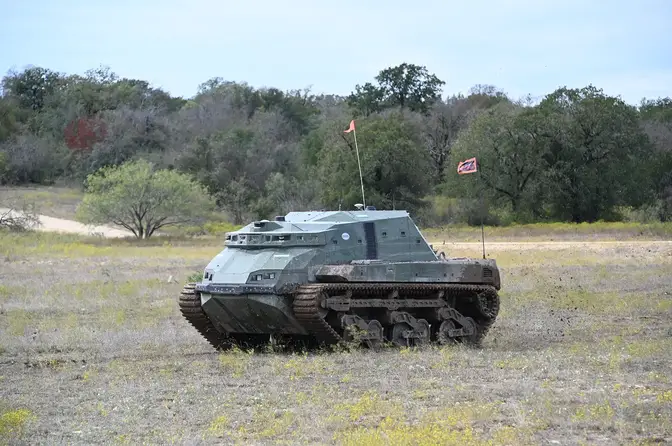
[466, 285, 499, 346]
[178, 283, 234, 351]
[291, 282, 500, 346]
[293, 286, 343, 345]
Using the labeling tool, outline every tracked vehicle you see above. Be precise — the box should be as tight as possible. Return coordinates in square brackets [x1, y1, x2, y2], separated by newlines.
[179, 206, 501, 350]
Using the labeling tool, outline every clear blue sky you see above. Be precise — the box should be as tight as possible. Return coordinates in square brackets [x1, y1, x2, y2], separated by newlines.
[1, 0, 670, 105]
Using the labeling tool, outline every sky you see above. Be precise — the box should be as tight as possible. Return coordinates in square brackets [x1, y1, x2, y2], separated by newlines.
[1, 0, 671, 105]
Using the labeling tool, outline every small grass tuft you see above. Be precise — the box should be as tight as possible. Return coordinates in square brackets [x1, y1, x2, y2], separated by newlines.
[217, 347, 253, 378]
[0, 406, 35, 443]
[205, 415, 229, 438]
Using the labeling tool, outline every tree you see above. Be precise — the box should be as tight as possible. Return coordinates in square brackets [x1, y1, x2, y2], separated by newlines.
[347, 63, 445, 116]
[418, 100, 472, 184]
[448, 102, 544, 220]
[1, 60, 668, 227]
[346, 83, 386, 117]
[318, 112, 432, 213]
[77, 159, 215, 239]
[252, 172, 319, 218]
[464, 84, 510, 110]
[1, 66, 64, 112]
[537, 85, 654, 222]
[640, 97, 672, 122]
[0, 97, 20, 143]
[375, 63, 445, 113]
[639, 97, 672, 220]
[0, 133, 68, 184]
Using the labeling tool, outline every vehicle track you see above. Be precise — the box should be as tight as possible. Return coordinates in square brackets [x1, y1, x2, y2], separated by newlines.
[179, 281, 501, 352]
[291, 282, 500, 348]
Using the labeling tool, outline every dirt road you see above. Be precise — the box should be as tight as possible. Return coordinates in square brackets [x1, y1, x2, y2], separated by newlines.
[0, 208, 133, 238]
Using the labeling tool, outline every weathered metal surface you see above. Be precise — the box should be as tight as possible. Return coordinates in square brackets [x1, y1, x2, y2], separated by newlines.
[200, 293, 308, 335]
[313, 259, 501, 289]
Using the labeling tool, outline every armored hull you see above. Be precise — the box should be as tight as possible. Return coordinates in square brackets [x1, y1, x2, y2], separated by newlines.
[179, 208, 501, 350]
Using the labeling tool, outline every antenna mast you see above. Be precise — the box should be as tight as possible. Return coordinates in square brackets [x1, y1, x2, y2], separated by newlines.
[457, 156, 485, 259]
[344, 120, 365, 207]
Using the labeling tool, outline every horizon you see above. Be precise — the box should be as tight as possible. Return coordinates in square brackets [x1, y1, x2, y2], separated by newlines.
[1, 0, 671, 105]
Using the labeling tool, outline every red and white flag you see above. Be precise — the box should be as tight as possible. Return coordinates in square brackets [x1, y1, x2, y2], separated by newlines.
[344, 120, 355, 133]
[457, 157, 478, 174]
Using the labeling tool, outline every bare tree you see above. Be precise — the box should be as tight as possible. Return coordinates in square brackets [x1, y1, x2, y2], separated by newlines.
[422, 101, 472, 183]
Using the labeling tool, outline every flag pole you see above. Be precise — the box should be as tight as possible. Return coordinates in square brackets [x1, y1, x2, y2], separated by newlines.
[353, 127, 365, 208]
[457, 157, 485, 259]
[344, 120, 366, 208]
[480, 165, 486, 259]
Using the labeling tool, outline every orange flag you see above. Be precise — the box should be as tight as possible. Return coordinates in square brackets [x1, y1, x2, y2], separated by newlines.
[344, 120, 355, 133]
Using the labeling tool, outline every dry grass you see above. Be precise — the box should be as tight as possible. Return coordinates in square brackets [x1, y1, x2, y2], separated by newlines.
[0, 185, 84, 220]
[1, 194, 672, 444]
[423, 221, 672, 242]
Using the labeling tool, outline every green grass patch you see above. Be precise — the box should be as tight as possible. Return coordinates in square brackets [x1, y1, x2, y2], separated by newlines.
[155, 218, 243, 237]
[20, 188, 83, 202]
[330, 394, 526, 446]
[0, 404, 35, 444]
[0, 230, 223, 260]
[0, 185, 84, 220]
[0, 277, 182, 339]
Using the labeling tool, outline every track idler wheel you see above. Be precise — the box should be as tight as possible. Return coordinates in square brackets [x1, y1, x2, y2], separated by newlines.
[386, 311, 430, 347]
[436, 316, 478, 345]
[341, 314, 384, 349]
[437, 319, 457, 345]
[414, 319, 431, 346]
[364, 320, 384, 349]
[390, 322, 412, 347]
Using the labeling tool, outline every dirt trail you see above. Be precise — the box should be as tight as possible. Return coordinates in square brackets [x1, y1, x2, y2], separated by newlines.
[0, 208, 133, 238]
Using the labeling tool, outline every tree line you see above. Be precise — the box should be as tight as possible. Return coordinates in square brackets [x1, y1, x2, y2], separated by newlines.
[1, 63, 670, 227]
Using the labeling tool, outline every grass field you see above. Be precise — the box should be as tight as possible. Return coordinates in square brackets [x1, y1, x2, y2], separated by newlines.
[1, 185, 672, 445]
[1, 229, 671, 445]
